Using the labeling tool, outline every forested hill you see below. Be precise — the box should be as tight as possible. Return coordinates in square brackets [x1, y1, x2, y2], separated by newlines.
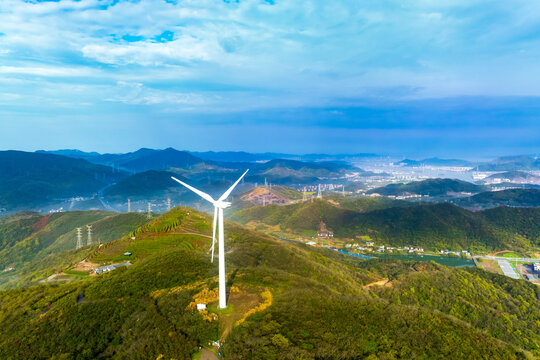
[0, 151, 126, 211]
[368, 178, 484, 196]
[0, 207, 537, 359]
[231, 199, 539, 252]
[247, 159, 358, 184]
[455, 188, 540, 209]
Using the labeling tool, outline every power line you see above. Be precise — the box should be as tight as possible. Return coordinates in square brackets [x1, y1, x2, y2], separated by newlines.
[87, 225, 92, 245]
[76, 227, 83, 249]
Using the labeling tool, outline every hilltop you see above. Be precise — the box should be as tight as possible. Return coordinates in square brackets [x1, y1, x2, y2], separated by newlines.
[0, 207, 537, 359]
[247, 159, 357, 184]
[368, 178, 484, 197]
[231, 199, 539, 253]
[239, 186, 302, 206]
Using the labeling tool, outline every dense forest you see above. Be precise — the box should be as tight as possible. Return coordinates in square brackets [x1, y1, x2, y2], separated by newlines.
[230, 199, 540, 253]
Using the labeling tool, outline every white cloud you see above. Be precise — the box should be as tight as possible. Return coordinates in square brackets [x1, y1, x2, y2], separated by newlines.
[81, 35, 222, 66]
[107, 81, 205, 107]
[0, 0, 540, 117]
[0, 65, 94, 77]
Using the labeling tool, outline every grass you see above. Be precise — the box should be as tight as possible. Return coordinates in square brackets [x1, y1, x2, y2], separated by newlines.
[476, 258, 503, 275]
[502, 252, 519, 258]
[90, 233, 211, 264]
[63, 269, 90, 277]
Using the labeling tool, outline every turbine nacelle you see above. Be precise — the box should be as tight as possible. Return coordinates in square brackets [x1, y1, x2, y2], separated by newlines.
[214, 201, 231, 209]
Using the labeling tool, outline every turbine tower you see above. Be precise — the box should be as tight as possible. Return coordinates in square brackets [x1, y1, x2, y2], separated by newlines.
[171, 169, 249, 309]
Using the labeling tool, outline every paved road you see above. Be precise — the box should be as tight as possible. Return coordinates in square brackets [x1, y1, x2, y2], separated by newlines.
[497, 260, 520, 279]
[477, 256, 540, 262]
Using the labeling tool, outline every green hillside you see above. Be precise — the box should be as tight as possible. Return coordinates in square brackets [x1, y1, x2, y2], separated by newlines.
[231, 199, 539, 253]
[455, 189, 540, 209]
[247, 159, 355, 184]
[0, 211, 151, 288]
[103, 170, 184, 201]
[369, 178, 484, 196]
[0, 207, 537, 359]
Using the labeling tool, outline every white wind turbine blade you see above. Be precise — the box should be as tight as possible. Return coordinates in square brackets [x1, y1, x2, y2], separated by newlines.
[211, 206, 217, 263]
[171, 177, 216, 204]
[218, 169, 249, 202]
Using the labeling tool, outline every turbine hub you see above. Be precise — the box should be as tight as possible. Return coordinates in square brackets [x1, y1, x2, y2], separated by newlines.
[215, 201, 231, 209]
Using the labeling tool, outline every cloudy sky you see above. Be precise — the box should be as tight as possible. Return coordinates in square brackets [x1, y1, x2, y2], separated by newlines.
[1, 0, 540, 157]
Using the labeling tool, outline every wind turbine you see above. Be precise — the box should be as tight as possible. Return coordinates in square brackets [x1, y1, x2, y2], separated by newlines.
[171, 170, 249, 309]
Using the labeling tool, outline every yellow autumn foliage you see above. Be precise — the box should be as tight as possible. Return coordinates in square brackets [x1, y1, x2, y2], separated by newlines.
[187, 287, 220, 310]
[235, 288, 272, 327]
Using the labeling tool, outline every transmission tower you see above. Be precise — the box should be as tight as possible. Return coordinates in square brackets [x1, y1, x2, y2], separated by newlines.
[302, 187, 307, 202]
[127, 198, 131, 212]
[86, 225, 93, 245]
[317, 184, 322, 199]
[167, 198, 171, 211]
[147, 202, 152, 219]
[342, 184, 345, 197]
[76, 227, 83, 249]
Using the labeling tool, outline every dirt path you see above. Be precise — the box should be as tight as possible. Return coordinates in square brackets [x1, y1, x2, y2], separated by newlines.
[363, 278, 391, 289]
[199, 348, 219, 360]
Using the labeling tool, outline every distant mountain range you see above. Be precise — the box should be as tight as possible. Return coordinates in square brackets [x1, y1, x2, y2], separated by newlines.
[368, 178, 485, 197]
[476, 155, 540, 171]
[0, 151, 126, 211]
[102, 159, 358, 205]
[39, 148, 203, 173]
[0, 150, 363, 213]
[395, 157, 472, 167]
[38, 148, 379, 167]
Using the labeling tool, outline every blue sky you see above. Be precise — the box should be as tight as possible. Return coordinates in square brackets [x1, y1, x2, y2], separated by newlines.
[1, 0, 540, 157]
